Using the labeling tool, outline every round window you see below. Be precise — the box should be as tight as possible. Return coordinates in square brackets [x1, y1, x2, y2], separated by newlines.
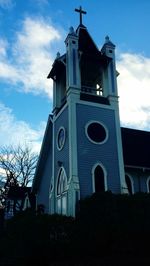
[86, 122, 107, 144]
[57, 127, 65, 150]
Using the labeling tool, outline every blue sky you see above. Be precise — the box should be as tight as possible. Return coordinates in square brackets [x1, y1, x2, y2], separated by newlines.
[0, 0, 150, 152]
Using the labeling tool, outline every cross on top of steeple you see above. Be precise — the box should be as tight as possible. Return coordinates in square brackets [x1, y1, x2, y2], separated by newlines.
[75, 6, 87, 25]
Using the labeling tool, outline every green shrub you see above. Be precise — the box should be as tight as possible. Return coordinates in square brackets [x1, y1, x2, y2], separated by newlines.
[1, 192, 150, 264]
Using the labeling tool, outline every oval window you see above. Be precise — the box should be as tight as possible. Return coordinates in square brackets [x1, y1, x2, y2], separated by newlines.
[86, 122, 107, 144]
[57, 127, 65, 150]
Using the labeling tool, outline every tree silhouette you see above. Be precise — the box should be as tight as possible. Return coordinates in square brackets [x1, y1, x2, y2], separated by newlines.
[0, 145, 38, 212]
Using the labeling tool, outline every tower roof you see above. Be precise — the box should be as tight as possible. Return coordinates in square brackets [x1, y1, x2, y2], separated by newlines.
[104, 35, 115, 48]
[48, 24, 111, 81]
[47, 54, 66, 80]
[76, 25, 100, 56]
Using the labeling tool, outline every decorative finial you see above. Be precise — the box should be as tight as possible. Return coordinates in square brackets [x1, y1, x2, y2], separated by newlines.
[69, 26, 75, 34]
[105, 36, 110, 43]
[56, 52, 60, 59]
[75, 6, 87, 25]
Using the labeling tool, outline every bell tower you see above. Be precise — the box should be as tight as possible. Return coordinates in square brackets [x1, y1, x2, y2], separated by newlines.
[48, 7, 126, 216]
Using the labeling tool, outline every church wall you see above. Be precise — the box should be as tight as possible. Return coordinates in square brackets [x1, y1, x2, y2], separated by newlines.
[125, 168, 150, 193]
[54, 107, 69, 182]
[76, 103, 121, 198]
[37, 144, 53, 213]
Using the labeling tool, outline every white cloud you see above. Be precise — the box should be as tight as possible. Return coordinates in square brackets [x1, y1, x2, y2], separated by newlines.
[0, 39, 8, 57]
[1, 15, 150, 133]
[0, 38, 20, 82]
[0, 102, 46, 153]
[0, 16, 63, 154]
[117, 53, 150, 130]
[0, 16, 62, 98]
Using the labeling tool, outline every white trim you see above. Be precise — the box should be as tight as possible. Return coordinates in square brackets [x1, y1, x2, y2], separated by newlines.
[125, 165, 150, 170]
[78, 98, 114, 110]
[125, 173, 134, 194]
[55, 167, 68, 214]
[111, 98, 126, 193]
[56, 126, 66, 151]
[49, 118, 55, 214]
[67, 90, 80, 217]
[92, 162, 107, 192]
[68, 92, 78, 183]
[49, 182, 53, 199]
[146, 176, 150, 193]
[53, 102, 68, 122]
[53, 90, 115, 113]
[65, 29, 80, 89]
[55, 167, 67, 196]
[85, 120, 108, 145]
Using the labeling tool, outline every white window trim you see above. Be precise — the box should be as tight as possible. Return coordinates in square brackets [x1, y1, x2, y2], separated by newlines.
[146, 176, 150, 193]
[125, 173, 134, 194]
[85, 120, 108, 145]
[92, 162, 107, 193]
[56, 126, 66, 151]
[56, 167, 68, 195]
[56, 167, 68, 214]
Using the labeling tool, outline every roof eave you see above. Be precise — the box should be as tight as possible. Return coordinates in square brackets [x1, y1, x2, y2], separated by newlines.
[32, 115, 53, 193]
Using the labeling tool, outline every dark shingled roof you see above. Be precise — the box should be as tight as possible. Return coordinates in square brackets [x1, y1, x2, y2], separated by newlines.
[121, 127, 150, 168]
[32, 115, 53, 193]
[77, 25, 100, 55]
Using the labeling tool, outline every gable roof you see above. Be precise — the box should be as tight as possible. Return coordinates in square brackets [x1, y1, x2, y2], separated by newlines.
[32, 115, 53, 193]
[47, 54, 66, 80]
[76, 25, 100, 55]
[48, 25, 110, 82]
[121, 127, 150, 169]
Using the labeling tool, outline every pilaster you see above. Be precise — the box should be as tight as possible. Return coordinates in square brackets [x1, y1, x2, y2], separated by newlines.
[67, 88, 80, 216]
[65, 27, 81, 91]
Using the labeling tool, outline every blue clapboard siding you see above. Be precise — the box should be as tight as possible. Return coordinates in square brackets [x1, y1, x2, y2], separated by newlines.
[37, 147, 52, 213]
[54, 106, 69, 180]
[76, 103, 121, 198]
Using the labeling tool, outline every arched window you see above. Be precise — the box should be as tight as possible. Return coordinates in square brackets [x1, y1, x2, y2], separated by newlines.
[146, 177, 150, 193]
[56, 168, 67, 215]
[125, 174, 133, 195]
[92, 164, 107, 193]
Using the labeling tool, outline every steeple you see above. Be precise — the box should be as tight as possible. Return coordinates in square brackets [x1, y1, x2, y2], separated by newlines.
[46, 8, 126, 216]
[32, 7, 128, 218]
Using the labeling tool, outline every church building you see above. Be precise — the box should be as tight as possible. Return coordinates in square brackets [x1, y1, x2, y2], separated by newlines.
[32, 8, 150, 216]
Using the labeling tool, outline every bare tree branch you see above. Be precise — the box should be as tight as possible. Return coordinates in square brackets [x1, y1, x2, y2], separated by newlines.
[0, 144, 38, 209]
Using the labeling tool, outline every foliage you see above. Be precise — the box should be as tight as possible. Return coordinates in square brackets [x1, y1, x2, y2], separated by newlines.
[77, 192, 150, 257]
[0, 211, 75, 265]
[1, 193, 150, 265]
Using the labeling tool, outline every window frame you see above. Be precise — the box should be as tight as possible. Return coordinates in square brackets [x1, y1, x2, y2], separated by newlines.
[92, 163, 107, 193]
[85, 120, 108, 145]
[125, 173, 134, 195]
[57, 127, 66, 151]
[56, 167, 68, 215]
[146, 176, 150, 193]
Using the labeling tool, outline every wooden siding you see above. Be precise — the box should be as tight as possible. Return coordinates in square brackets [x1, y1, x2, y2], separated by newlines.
[76, 103, 121, 198]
